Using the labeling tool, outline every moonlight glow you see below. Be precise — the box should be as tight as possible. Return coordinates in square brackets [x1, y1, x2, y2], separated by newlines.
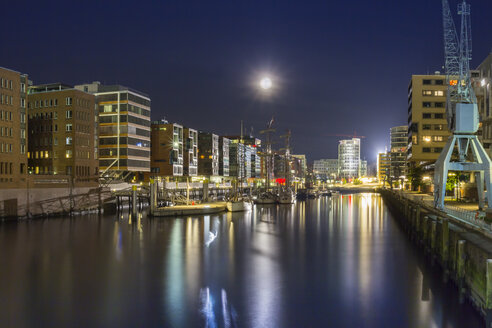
[260, 77, 272, 90]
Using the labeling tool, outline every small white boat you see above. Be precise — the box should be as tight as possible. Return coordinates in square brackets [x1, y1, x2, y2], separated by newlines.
[254, 192, 277, 204]
[226, 200, 252, 212]
[278, 190, 295, 204]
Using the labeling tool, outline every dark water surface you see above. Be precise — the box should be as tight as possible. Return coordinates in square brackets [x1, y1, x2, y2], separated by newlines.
[0, 193, 484, 327]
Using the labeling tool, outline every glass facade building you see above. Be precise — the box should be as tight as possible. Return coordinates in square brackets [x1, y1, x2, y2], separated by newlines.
[75, 82, 150, 173]
[338, 138, 361, 179]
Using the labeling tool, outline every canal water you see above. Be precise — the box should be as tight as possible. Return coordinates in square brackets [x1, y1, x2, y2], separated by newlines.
[0, 193, 484, 327]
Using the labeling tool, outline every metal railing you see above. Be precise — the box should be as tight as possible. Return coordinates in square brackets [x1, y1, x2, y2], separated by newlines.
[398, 190, 492, 232]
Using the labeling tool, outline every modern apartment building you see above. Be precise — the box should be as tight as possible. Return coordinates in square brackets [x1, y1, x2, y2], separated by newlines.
[377, 152, 391, 184]
[474, 52, 492, 157]
[75, 82, 150, 174]
[360, 160, 368, 177]
[313, 159, 338, 180]
[225, 136, 261, 179]
[390, 125, 408, 179]
[198, 132, 219, 176]
[149, 121, 183, 176]
[407, 74, 450, 166]
[338, 138, 361, 179]
[219, 137, 229, 177]
[229, 140, 245, 179]
[27, 83, 98, 187]
[184, 127, 198, 176]
[0, 67, 28, 189]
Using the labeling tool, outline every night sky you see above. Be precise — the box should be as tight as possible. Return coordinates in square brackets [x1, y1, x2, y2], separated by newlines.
[2, 0, 492, 164]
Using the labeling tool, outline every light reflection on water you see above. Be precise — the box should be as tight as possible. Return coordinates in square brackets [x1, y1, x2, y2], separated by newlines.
[0, 193, 484, 327]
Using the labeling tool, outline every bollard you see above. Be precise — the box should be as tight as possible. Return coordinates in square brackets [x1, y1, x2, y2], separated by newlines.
[132, 185, 137, 217]
[457, 240, 466, 294]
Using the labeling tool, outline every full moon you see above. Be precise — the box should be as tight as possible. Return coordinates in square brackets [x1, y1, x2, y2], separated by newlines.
[260, 77, 272, 90]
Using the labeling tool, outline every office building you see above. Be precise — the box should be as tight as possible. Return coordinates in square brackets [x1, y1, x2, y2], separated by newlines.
[360, 160, 367, 177]
[225, 136, 261, 179]
[377, 152, 391, 184]
[198, 132, 219, 176]
[229, 140, 245, 178]
[75, 82, 150, 174]
[313, 159, 339, 180]
[407, 74, 450, 166]
[390, 125, 408, 179]
[149, 121, 183, 176]
[184, 127, 198, 176]
[0, 67, 28, 189]
[27, 83, 98, 187]
[219, 137, 230, 177]
[474, 52, 492, 157]
[338, 138, 361, 179]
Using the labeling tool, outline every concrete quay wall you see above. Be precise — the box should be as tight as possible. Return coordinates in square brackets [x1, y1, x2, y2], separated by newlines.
[381, 189, 492, 326]
[0, 187, 110, 218]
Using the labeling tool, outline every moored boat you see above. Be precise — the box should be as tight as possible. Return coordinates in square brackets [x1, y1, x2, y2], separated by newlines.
[278, 188, 295, 204]
[254, 192, 277, 204]
[226, 200, 252, 212]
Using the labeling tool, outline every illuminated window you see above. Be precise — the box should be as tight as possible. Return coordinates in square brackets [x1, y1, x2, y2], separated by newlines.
[422, 90, 432, 96]
[433, 136, 444, 142]
[423, 136, 431, 142]
[65, 150, 72, 158]
[200, 155, 205, 159]
[66, 137, 72, 145]
[434, 90, 444, 96]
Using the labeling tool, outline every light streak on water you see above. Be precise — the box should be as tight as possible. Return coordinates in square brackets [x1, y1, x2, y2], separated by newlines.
[222, 289, 231, 328]
[200, 287, 216, 328]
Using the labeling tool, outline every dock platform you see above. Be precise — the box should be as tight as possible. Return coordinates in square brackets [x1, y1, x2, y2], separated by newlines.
[153, 202, 227, 217]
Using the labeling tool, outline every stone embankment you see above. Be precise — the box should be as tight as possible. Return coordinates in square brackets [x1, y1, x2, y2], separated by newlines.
[381, 189, 492, 327]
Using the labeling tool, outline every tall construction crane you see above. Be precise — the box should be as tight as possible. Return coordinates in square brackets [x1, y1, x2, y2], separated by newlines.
[433, 0, 492, 210]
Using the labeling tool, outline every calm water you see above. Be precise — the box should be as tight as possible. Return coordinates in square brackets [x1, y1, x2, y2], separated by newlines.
[0, 193, 484, 327]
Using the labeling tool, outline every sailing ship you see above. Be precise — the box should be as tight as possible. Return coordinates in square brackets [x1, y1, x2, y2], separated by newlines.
[278, 129, 295, 204]
[254, 118, 278, 205]
[227, 121, 253, 212]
